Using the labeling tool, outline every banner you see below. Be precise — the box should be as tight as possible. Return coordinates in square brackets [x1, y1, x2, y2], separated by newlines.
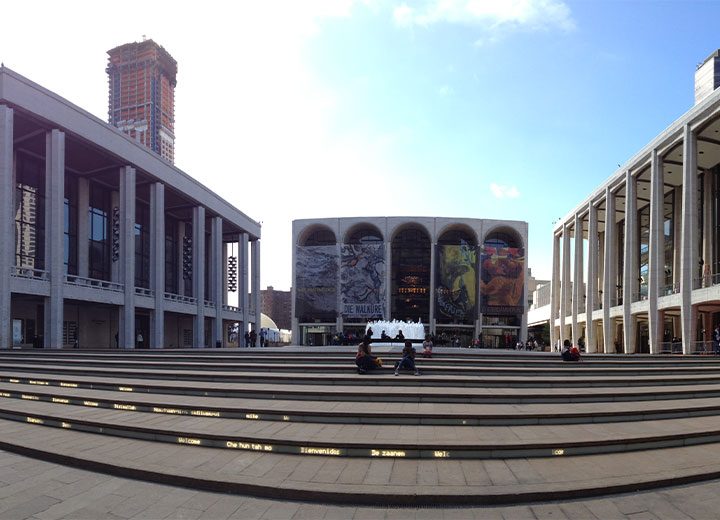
[436, 244, 476, 321]
[295, 245, 338, 321]
[479, 245, 525, 315]
[341, 243, 385, 318]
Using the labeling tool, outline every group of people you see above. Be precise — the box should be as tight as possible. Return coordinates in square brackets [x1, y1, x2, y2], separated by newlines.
[355, 336, 424, 376]
[243, 328, 268, 348]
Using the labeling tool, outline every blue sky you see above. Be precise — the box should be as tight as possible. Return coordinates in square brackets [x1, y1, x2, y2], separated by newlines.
[0, 0, 717, 289]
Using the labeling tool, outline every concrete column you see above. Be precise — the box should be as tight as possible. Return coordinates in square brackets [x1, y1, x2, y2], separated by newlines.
[211, 217, 223, 347]
[429, 242, 436, 332]
[241, 232, 250, 333]
[119, 166, 136, 349]
[572, 214, 583, 346]
[336, 241, 343, 335]
[603, 187, 616, 354]
[703, 169, 713, 283]
[560, 223, 571, 344]
[385, 241, 392, 322]
[586, 202, 598, 353]
[550, 233, 560, 350]
[623, 170, 637, 354]
[193, 206, 206, 347]
[77, 178, 89, 278]
[673, 188, 682, 288]
[252, 239, 261, 335]
[681, 124, 698, 354]
[648, 150, 664, 354]
[150, 182, 165, 348]
[45, 130, 65, 348]
[0, 106, 13, 349]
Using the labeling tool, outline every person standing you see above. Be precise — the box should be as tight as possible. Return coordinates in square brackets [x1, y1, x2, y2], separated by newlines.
[244, 331, 250, 348]
[250, 329, 257, 348]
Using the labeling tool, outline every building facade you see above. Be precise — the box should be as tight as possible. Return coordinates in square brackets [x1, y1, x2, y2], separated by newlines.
[0, 66, 261, 349]
[107, 39, 177, 163]
[261, 286, 291, 331]
[551, 68, 720, 355]
[292, 217, 528, 347]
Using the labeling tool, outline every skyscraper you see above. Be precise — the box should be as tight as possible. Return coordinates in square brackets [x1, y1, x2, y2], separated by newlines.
[695, 49, 720, 105]
[107, 39, 177, 163]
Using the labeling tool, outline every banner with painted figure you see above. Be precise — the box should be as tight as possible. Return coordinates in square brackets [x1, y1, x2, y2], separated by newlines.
[295, 245, 338, 321]
[341, 243, 385, 318]
[479, 245, 525, 315]
[436, 244, 476, 321]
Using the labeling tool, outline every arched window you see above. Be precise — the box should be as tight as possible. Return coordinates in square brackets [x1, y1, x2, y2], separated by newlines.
[346, 226, 382, 244]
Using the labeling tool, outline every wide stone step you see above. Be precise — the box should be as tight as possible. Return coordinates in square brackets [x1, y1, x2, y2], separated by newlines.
[1, 418, 720, 506]
[4, 381, 720, 426]
[5, 398, 720, 459]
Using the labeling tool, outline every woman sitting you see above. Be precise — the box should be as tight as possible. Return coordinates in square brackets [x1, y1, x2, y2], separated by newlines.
[421, 334, 433, 358]
[356, 339, 380, 374]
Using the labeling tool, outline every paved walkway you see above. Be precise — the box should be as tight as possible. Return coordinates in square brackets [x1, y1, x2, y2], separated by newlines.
[0, 449, 717, 519]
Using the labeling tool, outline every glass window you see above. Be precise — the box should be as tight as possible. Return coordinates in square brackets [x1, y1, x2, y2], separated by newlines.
[88, 184, 110, 280]
[391, 227, 431, 322]
[15, 153, 46, 270]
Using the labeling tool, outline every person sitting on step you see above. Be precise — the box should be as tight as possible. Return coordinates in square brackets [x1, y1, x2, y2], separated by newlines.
[356, 339, 380, 374]
[395, 340, 421, 376]
[560, 339, 581, 362]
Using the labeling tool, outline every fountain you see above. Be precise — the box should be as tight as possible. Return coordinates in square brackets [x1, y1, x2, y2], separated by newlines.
[365, 320, 425, 341]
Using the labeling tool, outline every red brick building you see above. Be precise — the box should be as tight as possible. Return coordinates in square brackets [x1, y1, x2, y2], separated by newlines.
[261, 286, 291, 331]
[107, 39, 177, 163]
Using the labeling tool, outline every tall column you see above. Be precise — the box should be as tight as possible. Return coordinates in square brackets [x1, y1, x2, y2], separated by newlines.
[703, 168, 713, 283]
[336, 241, 342, 335]
[673, 188, 682, 288]
[211, 217, 223, 347]
[0, 106, 13, 349]
[385, 241, 392, 322]
[603, 187, 616, 353]
[560, 223, 571, 344]
[77, 178, 89, 278]
[429, 242, 436, 334]
[45, 130, 65, 348]
[623, 170, 637, 354]
[586, 202, 598, 353]
[252, 239, 261, 335]
[572, 214, 583, 346]
[241, 232, 250, 334]
[648, 150, 664, 354]
[119, 166, 136, 349]
[680, 124, 698, 355]
[193, 206, 206, 347]
[550, 233, 560, 350]
[150, 182, 165, 348]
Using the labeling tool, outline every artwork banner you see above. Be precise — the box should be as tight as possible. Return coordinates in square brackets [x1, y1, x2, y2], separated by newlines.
[436, 244, 476, 320]
[295, 245, 338, 319]
[341, 243, 385, 318]
[479, 245, 525, 314]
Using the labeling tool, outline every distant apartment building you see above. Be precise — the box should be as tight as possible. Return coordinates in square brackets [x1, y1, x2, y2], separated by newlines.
[261, 286, 291, 331]
[107, 39, 177, 163]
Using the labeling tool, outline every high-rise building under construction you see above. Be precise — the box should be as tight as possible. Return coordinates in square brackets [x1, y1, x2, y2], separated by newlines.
[107, 39, 177, 163]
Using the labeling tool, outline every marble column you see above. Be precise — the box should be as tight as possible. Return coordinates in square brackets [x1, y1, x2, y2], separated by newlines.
[572, 214, 583, 346]
[623, 170, 637, 354]
[193, 206, 205, 347]
[252, 239, 261, 336]
[680, 124, 698, 355]
[150, 182, 165, 348]
[0, 106, 12, 349]
[586, 202, 598, 353]
[603, 187, 616, 353]
[119, 166, 136, 349]
[429, 242, 436, 334]
[550, 233, 560, 350]
[385, 241, 392, 322]
[241, 232, 250, 334]
[560, 223, 571, 344]
[648, 150, 664, 354]
[45, 130, 65, 349]
[211, 217, 223, 347]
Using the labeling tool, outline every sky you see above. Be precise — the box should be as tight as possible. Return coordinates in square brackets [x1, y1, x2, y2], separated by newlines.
[0, 0, 717, 290]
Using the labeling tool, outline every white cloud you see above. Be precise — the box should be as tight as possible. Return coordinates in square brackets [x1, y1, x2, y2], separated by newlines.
[393, 0, 575, 32]
[438, 84, 454, 97]
[490, 183, 521, 199]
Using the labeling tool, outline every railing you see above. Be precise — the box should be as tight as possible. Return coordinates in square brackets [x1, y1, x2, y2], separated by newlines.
[223, 305, 240, 313]
[11, 266, 49, 280]
[690, 341, 716, 355]
[164, 292, 196, 305]
[661, 282, 680, 296]
[134, 287, 154, 297]
[695, 273, 720, 289]
[204, 299, 215, 309]
[65, 274, 124, 292]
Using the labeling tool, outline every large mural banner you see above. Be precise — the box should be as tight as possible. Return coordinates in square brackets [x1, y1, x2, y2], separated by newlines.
[479, 245, 525, 315]
[341, 243, 385, 318]
[295, 245, 338, 321]
[436, 244, 476, 321]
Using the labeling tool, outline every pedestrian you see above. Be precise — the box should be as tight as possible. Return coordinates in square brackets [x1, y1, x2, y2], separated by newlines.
[250, 329, 257, 348]
[260, 328, 266, 348]
[244, 331, 250, 348]
[395, 340, 420, 376]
